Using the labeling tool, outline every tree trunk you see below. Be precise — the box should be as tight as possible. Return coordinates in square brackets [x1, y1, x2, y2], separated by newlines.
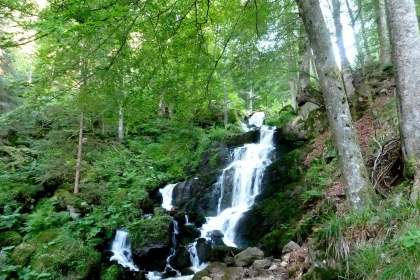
[158, 96, 166, 117]
[297, 0, 376, 210]
[357, 0, 373, 62]
[345, 0, 365, 72]
[290, 78, 298, 112]
[118, 105, 124, 141]
[74, 111, 84, 194]
[332, 0, 356, 98]
[385, 0, 420, 202]
[223, 76, 228, 128]
[297, 34, 311, 105]
[248, 86, 254, 113]
[376, 0, 392, 65]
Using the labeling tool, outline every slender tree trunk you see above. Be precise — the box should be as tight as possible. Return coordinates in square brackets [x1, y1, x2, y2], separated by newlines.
[118, 105, 124, 141]
[376, 0, 392, 65]
[74, 111, 84, 194]
[248, 85, 254, 113]
[345, 0, 365, 72]
[297, 0, 376, 210]
[290, 78, 298, 112]
[223, 76, 228, 128]
[310, 53, 320, 91]
[332, 0, 356, 98]
[358, 0, 373, 62]
[385, 0, 420, 202]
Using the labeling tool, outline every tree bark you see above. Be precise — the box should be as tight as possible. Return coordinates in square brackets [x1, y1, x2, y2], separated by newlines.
[290, 78, 298, 112]
[376, 0, 392, 65]
[332, 0, 356, 98]
[74, 111, 84, 194]
[357, 0, 373, 62]
[345, 0, 365, 72]
[385, 0, 420, 202]
[158, 96, 166, 117]
[297, 0, 376, 210]
[297, 34, 311, 105]
[118, 105, 124, 141]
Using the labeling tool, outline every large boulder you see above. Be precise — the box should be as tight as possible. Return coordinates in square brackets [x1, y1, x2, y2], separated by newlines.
[132, 243, 170, 271]
[282, 241, 300, 254]
[192, 270, 211, 280]
[222, 267, 245, 280]
[169, 247, 192, 270]
[281, 102, 328, 141]
[234, 247, 264, 267]
[251, 259, 272, 270]
[196, 238, 212, 263]
[178, 224, 201, 245]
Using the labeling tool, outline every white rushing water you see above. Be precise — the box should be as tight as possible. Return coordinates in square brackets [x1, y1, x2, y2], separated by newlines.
[200, 123, 275, 246]
[110, 230, 139, 272]
[148, 112, 275, 279]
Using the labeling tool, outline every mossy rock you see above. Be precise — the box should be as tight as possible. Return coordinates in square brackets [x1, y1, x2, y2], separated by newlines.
[54, 189, 90, 213]
[0, 230, 22, 246]
[32, 229, 62, 245]
[129, 214, 172, 248]
[192, 270, 211, 280]
[12, 243, 35, 266]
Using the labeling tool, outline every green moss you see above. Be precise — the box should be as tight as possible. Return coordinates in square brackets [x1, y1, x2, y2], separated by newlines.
[129, 214, 172, 248]
[29, 230, 100, 279]
[0, 230, 22, 246]
[11, 243, 35, 266]
[55, 189, 90, 213]
[302, 267, 339, 280]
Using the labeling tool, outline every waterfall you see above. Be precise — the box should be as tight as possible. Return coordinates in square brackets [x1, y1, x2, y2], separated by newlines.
[110, 230, 139, 272]
[160, 183, 177, 211]
[149, 112, 275, 279]
[200, 123, 275, 246]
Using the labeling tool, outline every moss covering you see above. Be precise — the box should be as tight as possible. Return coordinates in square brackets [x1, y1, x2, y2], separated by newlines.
[0, 230, 22, 246]
[129, 214, 172, 248]
[11, 243, 35, 266]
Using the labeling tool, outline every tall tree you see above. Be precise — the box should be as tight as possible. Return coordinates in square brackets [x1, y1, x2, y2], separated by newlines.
[345, 0, 365, 72]
[385, 0, 420, 202]
[376, 0, 392, 65]
[331, 0, 356, 98]
[357, 0, 373, 62]
[297, 0, 376, 209]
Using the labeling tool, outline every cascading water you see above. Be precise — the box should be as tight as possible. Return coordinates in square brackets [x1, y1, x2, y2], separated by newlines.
[200, 122, 275, 246]
[110, 230, 139, 272]
[147, 112, 275, 279]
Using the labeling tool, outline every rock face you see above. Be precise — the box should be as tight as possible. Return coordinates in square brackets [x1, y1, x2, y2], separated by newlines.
[281, 102, 328, 141]
[210, 230, 226, 246]
[211, 246, 243, 265]
[132, 243, 170, 271]
[234, 247, 264, 267]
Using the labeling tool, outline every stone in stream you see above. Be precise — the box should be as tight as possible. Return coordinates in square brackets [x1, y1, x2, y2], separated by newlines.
[180, 268, 194, 276]
[204, 262, 227, 275]
[192, 270, 211, 280]
[169, 247, 191, 270]
[196, 238, 212, 263]
[234, 247, 264, 267]
[211, 246, 243, 265]
[161, 270, 177, 279]
[187, 212, 207, 228]
[210, 230, 226, 246]
[251, 259, 272, 270]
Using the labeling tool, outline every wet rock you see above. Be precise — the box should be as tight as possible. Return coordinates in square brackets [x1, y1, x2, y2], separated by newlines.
[211, 246, 243, 265]
[251, 259, 272, 270]
[210, 230, 226, 246]
[161, 270, 177, 279]
[169, 247, 192, 270]
[132, 243, 170, 271]
[180, 268, 195, 276]
[282, 241, 300, 254]
[178, 224, 201, 245]
[137, 195, 154, 214]
[234, 247, 264, 267]
[222, 267, 245, 280]
[218, 167, 235, 212]
[196, 238, 212, 263]
[188, 212, 207, 228]
[149, 187, 163, 205]
[192, 270, 211, 280]
[174, 211, 187, 226]
[205, 262, 227, 275]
